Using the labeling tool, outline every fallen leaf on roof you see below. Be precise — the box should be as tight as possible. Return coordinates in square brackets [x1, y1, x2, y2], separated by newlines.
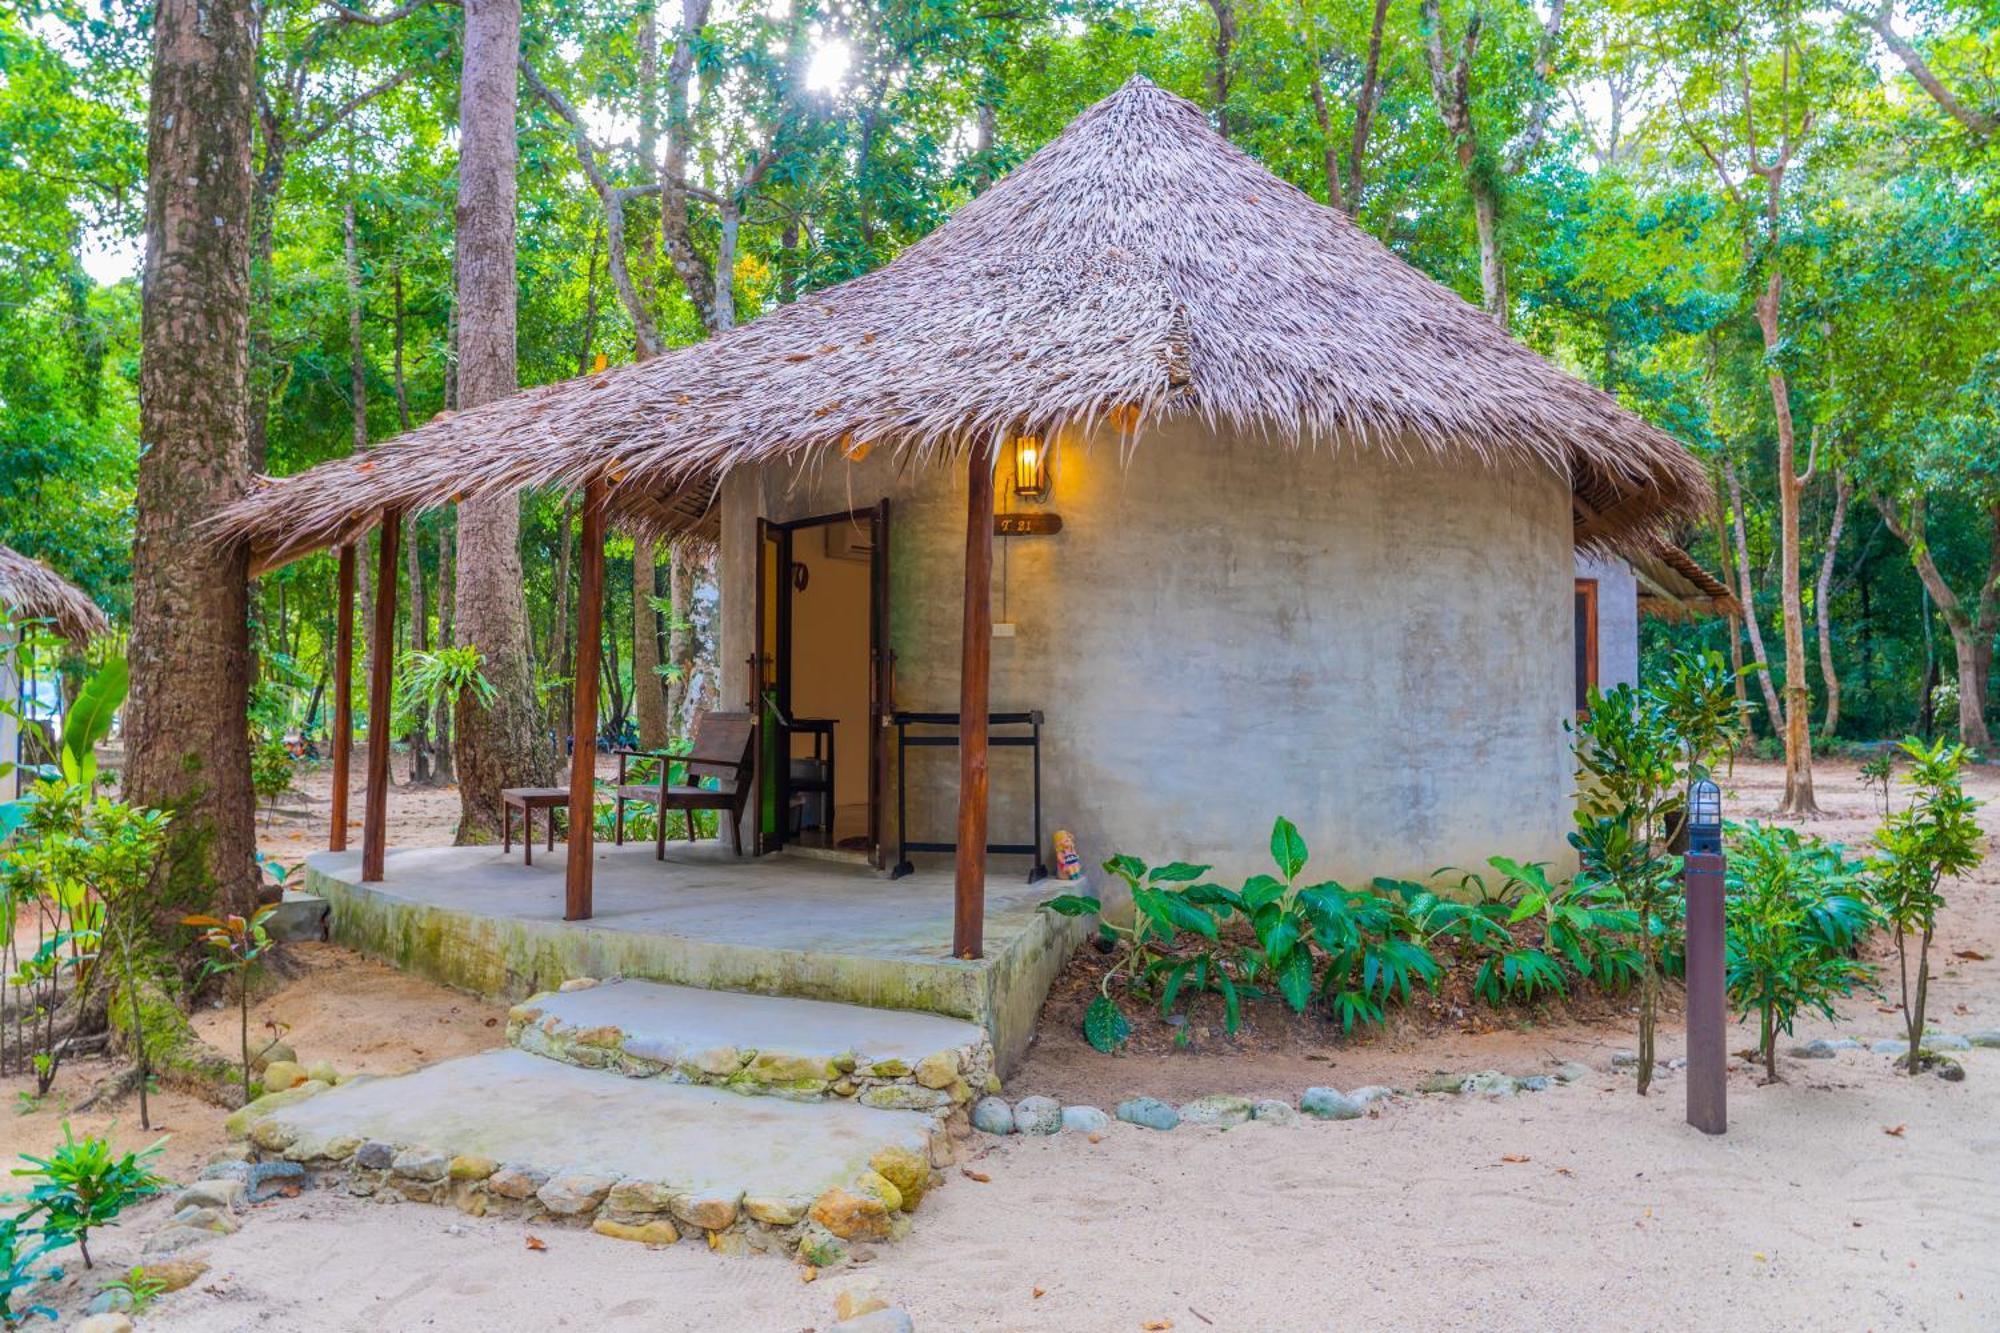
[525, 1235, 547, 1251]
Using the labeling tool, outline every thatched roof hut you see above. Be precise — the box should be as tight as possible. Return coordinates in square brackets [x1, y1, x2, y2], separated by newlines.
[214, 76, 1707, 570]
[0, 546, 108, 642]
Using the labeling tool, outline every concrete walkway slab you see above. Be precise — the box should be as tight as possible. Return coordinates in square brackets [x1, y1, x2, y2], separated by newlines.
[509, 979, 993, 1108]
[241, 1050, 947, 1258]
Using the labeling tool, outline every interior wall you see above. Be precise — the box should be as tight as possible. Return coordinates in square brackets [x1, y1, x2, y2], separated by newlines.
[723, 421, 1576, 891]
[786, 519, 873, 838]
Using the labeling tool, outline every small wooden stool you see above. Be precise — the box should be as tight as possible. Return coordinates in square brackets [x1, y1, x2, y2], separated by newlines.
[501, 787, 569, 865]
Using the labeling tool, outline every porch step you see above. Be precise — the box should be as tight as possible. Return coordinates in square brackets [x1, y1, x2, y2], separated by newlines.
[507, 978, 995, 1111]
[234, 1049, 948, 1261]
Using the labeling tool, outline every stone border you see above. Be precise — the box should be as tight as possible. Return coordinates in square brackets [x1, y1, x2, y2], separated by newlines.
[228, 1080, 964, 1267]
[506, 985, 999, 1113]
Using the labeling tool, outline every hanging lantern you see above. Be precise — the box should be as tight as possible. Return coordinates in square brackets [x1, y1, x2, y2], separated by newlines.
[1012, 435, 1051, 502]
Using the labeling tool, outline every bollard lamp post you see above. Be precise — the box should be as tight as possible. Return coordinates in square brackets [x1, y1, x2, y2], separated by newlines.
[1684, 776, 1727, 1134]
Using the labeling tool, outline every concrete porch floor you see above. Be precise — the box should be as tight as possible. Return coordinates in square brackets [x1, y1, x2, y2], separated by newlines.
[303, 841, 1086, 1073]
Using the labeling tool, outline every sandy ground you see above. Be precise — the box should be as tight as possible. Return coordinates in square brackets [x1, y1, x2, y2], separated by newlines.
[5, 756, 1996, 1331]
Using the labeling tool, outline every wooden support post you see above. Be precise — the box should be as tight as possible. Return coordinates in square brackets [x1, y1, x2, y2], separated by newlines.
[361, 514, 401, 882]
[329, 543, 356, 853]
[565, 478, 608, 922]
[1684, 849, 1728, 1134]
[953, 444, 995, 959]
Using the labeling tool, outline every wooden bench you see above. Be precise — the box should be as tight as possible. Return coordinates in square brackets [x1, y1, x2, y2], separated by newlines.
[501, 786, 569, 865]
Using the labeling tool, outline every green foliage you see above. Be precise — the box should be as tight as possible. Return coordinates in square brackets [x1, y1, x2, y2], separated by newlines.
[99, 1267, 167, 1316]
[1858, 751, 1894, 817]
[1870, 737, 1985, 1073]
[0, 783, 168, 1100]
[58, 658, 126, 793]
[250, 736, 296, 814]
[1724, 823, 1879, 1078]
[11, 1124, 164, 1269]
[396, 645, 496, 727]
[0, 1213, 64, 1327]
[184, 905, 281, 1101]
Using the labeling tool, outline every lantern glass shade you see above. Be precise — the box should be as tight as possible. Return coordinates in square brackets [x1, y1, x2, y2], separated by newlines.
[1012, 435, 1051, 501]
[1690, 777, 1722, 830]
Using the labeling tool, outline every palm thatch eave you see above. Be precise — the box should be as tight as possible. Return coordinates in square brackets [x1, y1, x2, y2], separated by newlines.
[0, 546, 109, 643]
[211, 75, 1710, 570]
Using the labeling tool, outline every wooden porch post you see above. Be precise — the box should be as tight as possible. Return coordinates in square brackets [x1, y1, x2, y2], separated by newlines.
[361, 513, 402, 882]
[953, 444, 995, 958]
[329, 543, 355, 853]
[565, 478, 608, 921]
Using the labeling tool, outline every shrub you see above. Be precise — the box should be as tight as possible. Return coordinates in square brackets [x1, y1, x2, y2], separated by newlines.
[11, 1125, 164, 1269]
[0, 1213, 63, 1326]
[1724, 823, 1878, 1079]
[1870, 737, 1985, 1075]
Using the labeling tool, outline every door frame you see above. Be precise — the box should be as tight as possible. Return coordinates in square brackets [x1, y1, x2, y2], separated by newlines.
[754, 505, 888, 859]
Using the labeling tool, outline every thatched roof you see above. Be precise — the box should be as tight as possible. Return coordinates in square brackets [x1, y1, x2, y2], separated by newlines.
[215, 76, 1709, 570]
[0, 546, 108, 642]
[1634, 543, 1738, 620]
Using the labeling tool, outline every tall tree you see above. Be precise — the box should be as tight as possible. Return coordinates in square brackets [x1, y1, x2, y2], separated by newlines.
[1419, 0, 1568, 326]
[451, 0, 553, 840]
[1681, 8, 1833, 814]
[126, 0, 260, 916]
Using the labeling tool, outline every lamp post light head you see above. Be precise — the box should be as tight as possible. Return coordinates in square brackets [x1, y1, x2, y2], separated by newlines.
[1688, 776, 1723, 856]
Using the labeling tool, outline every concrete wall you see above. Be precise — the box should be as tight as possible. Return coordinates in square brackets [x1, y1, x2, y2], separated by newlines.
[723, 419, 1577, 889]
[1575, 550, 1639, 694]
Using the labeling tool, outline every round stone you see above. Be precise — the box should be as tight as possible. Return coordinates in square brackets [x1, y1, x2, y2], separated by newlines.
[970, 1096, 1015, 1135]
[1114, 1096, 1179, 1131]
[1013, 1095, 1063, 1135]
[1249, 1099, 1297, 1125]
[1299, 1087, 1364, 1120]
[260, 1059, 309, 1091]
[1461, 1071, 1519, 1097]
[1178, 1094, 1254, 1128]
[1059, 1104, 1110, 1134]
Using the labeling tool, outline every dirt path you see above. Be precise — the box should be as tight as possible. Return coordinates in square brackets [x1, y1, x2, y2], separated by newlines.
[10, 756, 1996, 1330]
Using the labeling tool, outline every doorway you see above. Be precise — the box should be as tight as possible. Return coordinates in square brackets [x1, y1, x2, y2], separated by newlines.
[755, 504, 890, 861]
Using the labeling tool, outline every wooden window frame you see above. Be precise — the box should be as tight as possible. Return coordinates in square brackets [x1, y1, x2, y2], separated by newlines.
[1574, 577, 1599, 717]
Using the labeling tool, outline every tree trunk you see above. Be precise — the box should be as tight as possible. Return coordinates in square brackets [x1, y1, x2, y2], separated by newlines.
[667, 539, 697, 736]
[1814, 472, 1849, 741]
[451, 0, 552, 842]
[1204, 0, 1235, 139]
[127, 0, 260, 921]
[407, 512, 431, 783]
[549, 498, 574, 745]
[433, 518, 456, 783]
[1874, 492, 1996, 751]
[1726, 461, 1786, 737]
[1471, 180, 1506, 327]
[632, 539, 667, 749]
[1756, 270, 1818, 814]
[1344, 0, 1391, 214]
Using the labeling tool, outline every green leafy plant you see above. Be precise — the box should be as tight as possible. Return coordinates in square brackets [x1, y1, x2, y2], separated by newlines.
[1, 781, 110, 1095]
[184, 905, 280, 1101]
[98, 1266, 166, 1316]
[0, 1214, 63, 1326]
[1858, 751, 1894, 817]
[1043, 856, 1224, 1050]
[12, 1124, 164, 1268]
[1870, 737, 1985, 1075]
[249, 734, 295, 825]
[56, 658, 126, 795]
[396, 645, 496, 731]
[1724, 823, 1879, 1079]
